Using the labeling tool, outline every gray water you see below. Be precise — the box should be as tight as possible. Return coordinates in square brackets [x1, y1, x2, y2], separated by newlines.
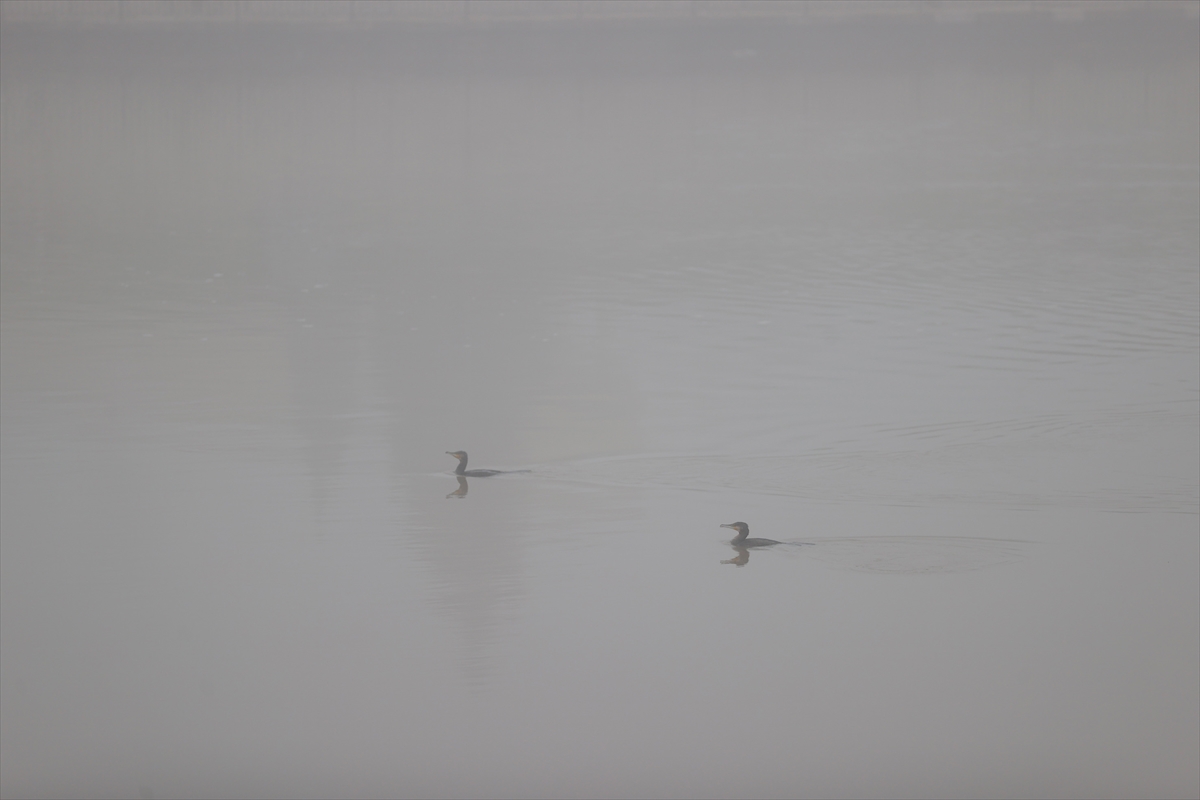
[2, 10, 1198, 800]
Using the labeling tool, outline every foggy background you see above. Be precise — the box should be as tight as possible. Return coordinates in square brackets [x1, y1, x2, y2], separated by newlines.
[2, 2, 1198, 798]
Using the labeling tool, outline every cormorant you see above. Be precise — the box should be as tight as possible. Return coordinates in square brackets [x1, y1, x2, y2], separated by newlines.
[446, 451, 528, 477]
[720, 521, 780, 548]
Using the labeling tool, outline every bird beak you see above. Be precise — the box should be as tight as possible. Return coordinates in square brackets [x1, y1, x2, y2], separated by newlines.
[720, 523, 734, 530]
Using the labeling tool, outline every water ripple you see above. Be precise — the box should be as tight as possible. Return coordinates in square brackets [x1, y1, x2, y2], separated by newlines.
[539, 405, 1198, 514]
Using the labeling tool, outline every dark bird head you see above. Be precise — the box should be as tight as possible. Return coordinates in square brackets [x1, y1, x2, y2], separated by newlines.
[446, 451, 467, 461]
[720, 522, 749, 535]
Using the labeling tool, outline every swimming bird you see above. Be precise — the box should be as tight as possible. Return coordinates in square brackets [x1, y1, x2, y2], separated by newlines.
[720, 521, 781, 548]
[445, 451, 529, 477]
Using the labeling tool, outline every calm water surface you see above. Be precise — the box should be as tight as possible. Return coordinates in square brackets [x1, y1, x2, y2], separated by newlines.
[2, 14, 1198, 800]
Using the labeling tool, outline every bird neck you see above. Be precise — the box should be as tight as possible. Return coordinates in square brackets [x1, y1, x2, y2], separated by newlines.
[731, 527, 748, 543]
[454, 457, 467, 475]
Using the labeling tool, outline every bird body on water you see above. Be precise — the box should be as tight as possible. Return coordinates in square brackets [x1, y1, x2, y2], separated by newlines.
[446, 451, 528, 477]
[720, 522, 780, 548]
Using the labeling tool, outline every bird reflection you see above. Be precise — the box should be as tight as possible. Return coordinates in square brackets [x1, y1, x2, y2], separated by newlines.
[446, 476, 469, 499]
[722, 546, 752, 567]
